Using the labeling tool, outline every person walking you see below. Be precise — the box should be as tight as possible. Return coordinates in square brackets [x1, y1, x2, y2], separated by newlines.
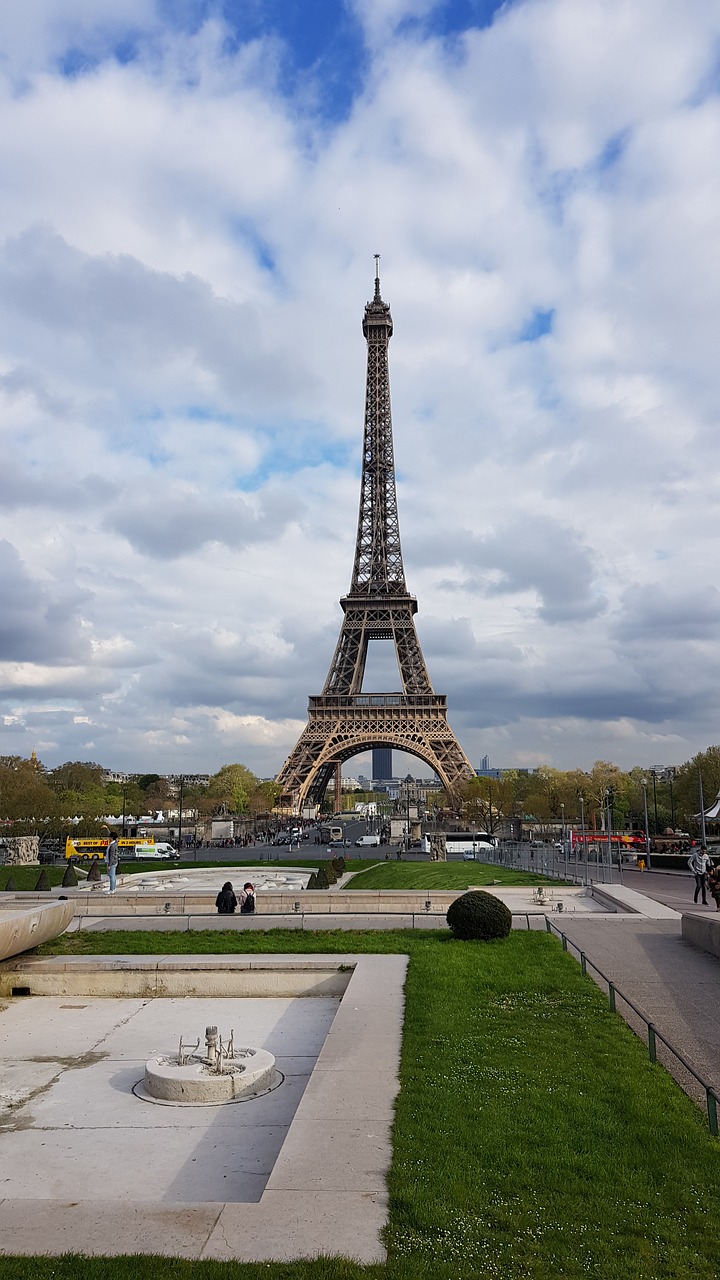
[688, 846, 713, 905]
[707, 862, 720, 912]
[105, 834, 120, 894]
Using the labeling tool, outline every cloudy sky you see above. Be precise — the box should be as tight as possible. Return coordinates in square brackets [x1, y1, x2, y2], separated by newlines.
[2, 0, 720, 780]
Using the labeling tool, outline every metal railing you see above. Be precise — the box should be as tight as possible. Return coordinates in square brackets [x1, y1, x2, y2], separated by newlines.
[471, 841, 622, 885]
[545, 916, 720, 1137]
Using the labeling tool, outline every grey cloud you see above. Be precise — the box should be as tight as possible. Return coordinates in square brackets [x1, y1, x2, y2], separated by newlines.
[466, 516, 604, 623]
[0, 540, 91, 663]
[0, 227, 314, 410]
[415, 516, 605, 623]
[106, 488, 304, 559]
[613, 585, 720, 644]
[0, 457, 116, 513]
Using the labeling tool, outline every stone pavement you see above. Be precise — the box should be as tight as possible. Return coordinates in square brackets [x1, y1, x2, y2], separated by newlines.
[556, 905, 720, 1107]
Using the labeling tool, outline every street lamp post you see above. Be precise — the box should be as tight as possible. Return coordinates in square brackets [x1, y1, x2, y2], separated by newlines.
[641, 778, 651, 869]
[698, 764, 707, 848]
[651, 771, 659, 836]
[177, 776, 184, 858]
[579, 795, 585, 884]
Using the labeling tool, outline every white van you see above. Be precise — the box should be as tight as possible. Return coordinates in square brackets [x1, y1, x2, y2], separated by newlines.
[133, 843, 179, 860]
[355, 834, 381, 847]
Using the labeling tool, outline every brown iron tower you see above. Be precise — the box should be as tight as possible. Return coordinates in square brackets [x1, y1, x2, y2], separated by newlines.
[276, 261, 475, 812]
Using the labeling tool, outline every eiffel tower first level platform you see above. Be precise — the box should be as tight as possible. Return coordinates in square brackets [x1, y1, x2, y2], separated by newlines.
[276, 261, 474, 812]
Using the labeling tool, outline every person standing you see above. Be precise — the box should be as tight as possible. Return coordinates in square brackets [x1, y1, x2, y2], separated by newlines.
[688, 846, 713, 905]
[106, 834, 120, 894]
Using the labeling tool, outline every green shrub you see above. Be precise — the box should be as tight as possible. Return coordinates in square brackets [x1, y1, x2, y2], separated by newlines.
[87, 860, 102, 883]
[332, 856, 345, 877]
[61, 862, 78, 888]
[3, 874, 18, 892]
[314, 864, 330, 889]
[446, 889, 512, 941]
[325, 861, 338, 885]
[33, 869, 51, 892]
[306, 871, 318, 889]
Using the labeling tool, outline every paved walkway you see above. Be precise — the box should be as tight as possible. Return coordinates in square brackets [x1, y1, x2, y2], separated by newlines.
[556, 907, 720, 1106]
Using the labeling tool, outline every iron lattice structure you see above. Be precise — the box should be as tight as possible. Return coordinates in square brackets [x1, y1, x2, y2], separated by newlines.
[276, 265, 475, 811]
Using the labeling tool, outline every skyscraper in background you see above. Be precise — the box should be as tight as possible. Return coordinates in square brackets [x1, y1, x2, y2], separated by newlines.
[373, 747, 392, 783]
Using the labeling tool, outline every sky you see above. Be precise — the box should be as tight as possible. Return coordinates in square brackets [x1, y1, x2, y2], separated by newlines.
[2, 0, 720, 782]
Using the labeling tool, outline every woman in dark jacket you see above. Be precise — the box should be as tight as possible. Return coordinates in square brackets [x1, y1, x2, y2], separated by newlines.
[216, 881, 238, 914]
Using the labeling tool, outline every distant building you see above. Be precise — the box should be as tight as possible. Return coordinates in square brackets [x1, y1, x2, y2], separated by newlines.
[372, 747, 393, 782]
[475, 761, 539, 779]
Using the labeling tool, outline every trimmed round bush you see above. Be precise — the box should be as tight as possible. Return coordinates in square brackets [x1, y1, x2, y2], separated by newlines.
[446, 890, 512, 941]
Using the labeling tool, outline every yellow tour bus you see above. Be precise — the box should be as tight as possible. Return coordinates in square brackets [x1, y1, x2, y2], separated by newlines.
[65, 836, 153, 861]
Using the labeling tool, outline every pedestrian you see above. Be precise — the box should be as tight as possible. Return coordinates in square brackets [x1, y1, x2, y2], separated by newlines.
[105, 833, 120, 894]
[688, 846, 713, 905]
[707, 862, 720, 913]
[239, 882, 256, 914]
[215, 881, 238, 914]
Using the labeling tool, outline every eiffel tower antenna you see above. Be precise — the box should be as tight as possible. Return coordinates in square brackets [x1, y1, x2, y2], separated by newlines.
[276, 265, 474, 812]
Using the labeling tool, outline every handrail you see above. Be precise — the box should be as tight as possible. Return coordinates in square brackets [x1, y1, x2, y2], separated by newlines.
[545, 916, 720, 1137]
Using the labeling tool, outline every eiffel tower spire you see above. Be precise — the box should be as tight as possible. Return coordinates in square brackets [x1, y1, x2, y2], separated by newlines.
[351, 255, 404, 595]
[276, 265, 474, 812]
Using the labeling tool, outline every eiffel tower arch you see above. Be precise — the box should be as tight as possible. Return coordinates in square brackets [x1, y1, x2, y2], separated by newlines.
[276, 261, 475, 812]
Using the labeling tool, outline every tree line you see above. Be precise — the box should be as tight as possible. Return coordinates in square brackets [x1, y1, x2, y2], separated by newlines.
[0, 758, 280, 836]
[2, 747, 719, 839]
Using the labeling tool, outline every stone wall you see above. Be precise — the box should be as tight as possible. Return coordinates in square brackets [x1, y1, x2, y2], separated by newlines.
[0, 835, 40, 865]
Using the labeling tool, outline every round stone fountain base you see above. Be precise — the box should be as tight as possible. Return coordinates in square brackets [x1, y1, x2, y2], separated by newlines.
[136, 1047, 278, 1106]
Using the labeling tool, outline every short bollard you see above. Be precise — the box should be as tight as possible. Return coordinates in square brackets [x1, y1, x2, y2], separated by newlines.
[648, 1024, 657, 1064]
[580, 951, 587, 976]
[707, 1090, 719, 1138]
[608, 982, 616, 1013]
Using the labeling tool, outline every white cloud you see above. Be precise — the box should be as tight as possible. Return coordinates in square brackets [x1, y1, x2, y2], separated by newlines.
[1, 1, 720, 778]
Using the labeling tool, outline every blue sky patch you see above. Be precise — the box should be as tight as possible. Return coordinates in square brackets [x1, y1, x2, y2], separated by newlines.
[517, 308, 555, 343]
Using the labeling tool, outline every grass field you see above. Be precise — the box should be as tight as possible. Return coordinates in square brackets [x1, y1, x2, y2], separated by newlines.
[0, 858, 562, 893]
[0, 858, 379, 892]
[344, 861, 567, 889]
[16, 926, 720, 1279]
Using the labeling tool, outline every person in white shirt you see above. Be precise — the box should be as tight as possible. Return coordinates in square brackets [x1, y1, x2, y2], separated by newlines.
[688, 846, 713, 905]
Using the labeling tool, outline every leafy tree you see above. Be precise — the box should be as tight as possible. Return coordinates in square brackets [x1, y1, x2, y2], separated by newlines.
[136, 773, 162, 792]
[0, 756, 58, 830]
[205, 764, 257, 815]
[48, 761, 105, 793]
[674, 747, 720, 833]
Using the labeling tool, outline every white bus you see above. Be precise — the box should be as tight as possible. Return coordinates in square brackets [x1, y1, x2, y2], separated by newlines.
[443, 832, 497, 857]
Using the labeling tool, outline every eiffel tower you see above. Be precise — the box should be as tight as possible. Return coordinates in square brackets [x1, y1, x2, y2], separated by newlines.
[276, 260, 475, 812]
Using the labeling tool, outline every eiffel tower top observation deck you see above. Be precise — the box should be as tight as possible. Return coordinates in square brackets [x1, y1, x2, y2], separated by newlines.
[276, 261, 474, 811]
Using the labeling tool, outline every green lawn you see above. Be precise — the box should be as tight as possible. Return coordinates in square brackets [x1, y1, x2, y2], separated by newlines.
[15, 927, 720, 1278]
[1, 858, 563, 895]
[344, 860, 567, 889]
[0, 858, 382, 893]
